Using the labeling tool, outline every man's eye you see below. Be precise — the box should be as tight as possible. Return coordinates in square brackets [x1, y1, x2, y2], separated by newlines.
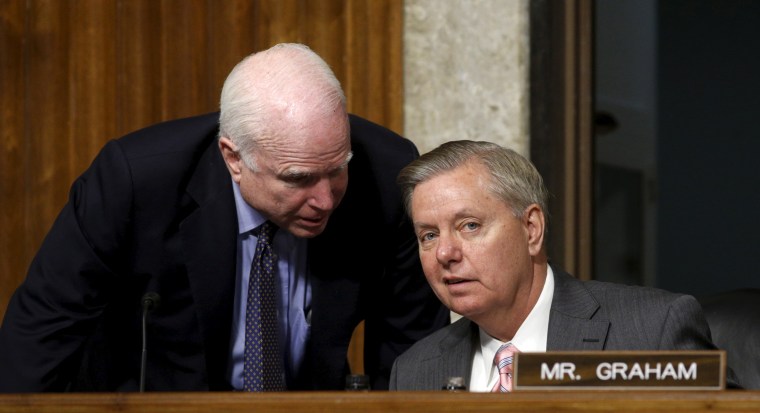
[420, 232, 437, 242]
[282, 174, 313, 186]
[463, 222, 479, 231]
[328, 167, 346, 178]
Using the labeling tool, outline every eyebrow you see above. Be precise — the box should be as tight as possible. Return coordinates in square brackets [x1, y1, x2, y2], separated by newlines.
[337, 151, 354, 169]
[280, 169, 312, 180]
[278, 151, 353, 179]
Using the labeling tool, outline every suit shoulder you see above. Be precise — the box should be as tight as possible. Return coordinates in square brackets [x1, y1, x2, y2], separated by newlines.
[115, 112, 221, 159]
[580, 279, 704, 328]
[585, 279, 689, 303]
[553, 268, 699, 320]
[348, 114, 419, 164]
[82, 113, 223, 197]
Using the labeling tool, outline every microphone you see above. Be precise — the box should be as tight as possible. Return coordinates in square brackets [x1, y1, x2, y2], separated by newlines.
[139, 292, 161, 392]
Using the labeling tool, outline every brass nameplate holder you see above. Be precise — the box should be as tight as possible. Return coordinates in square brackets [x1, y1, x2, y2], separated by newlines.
[513, 351, 725, 390]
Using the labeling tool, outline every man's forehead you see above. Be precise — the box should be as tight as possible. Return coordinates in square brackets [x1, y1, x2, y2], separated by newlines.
[263, 145, 351, 175]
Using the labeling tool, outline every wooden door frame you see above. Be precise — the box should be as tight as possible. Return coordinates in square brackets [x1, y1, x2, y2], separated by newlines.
[529, 0, 594, 280]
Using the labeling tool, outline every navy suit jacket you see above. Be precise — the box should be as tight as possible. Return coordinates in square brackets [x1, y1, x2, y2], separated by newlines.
[0, 113, 449, 392]
[390, 267, 728, 390]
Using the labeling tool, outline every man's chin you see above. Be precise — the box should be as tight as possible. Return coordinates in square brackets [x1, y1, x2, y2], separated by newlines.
[288, 220, 329, 238]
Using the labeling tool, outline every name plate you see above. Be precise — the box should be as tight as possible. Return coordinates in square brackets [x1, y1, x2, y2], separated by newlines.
[513, 351, 725, 390]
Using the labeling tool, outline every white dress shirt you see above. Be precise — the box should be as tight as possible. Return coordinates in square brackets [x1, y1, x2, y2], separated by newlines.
[469, 266, 555, 392]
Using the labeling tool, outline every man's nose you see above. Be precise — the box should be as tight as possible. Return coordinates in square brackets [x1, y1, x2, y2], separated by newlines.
[436, 234, 463, 265]
[308, 177, 338, 211]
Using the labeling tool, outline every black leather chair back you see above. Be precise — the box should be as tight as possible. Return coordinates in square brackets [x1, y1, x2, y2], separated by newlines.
[699, 289, 760, 389]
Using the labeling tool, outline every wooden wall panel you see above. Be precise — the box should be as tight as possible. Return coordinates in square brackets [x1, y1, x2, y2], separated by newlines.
[345, 0, 403, 133]
[0, 0, 402, 377]
[206, 0, 261, 103]
[25, 0, 73, 265]
[118, 0, 162, 130]
[0, 0, 26, 315]
[69, 1, 118, 172]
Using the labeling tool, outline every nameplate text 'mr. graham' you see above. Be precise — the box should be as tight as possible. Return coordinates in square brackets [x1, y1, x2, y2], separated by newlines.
[513, 351, 725, 390]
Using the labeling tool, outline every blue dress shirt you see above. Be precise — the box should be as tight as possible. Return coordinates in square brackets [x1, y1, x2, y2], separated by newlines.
[227, 180, 312, 389]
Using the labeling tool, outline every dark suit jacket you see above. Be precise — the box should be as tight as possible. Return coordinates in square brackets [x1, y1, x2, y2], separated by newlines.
[0, 113, 449, 392]
[389, 267, 725, 390]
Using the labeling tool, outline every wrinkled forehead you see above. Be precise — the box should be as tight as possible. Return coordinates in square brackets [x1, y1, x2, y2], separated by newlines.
[409, 161, 495, 210]
[256, 118, 351, 169]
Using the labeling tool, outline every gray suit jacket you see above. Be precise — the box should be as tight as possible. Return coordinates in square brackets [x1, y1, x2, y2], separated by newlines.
[390, 267, 723, 390]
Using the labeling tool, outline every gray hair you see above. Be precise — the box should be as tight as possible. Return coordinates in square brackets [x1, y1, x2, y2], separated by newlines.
[397, 140, 550, 220]
[218, 43, 346, 170]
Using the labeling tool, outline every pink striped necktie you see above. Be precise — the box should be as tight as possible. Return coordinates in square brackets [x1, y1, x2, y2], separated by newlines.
[491, 342, 519, 392]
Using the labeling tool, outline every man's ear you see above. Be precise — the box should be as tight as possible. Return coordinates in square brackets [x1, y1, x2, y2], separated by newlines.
[523, 204, 545, 257]
[218, 137, 243, 183]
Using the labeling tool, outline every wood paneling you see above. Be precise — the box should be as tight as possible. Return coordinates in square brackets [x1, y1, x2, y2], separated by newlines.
[0, 0, 26, 311]
[0, 0, 402, 376]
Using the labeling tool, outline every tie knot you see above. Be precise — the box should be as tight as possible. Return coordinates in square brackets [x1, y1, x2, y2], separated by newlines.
[491, 342, 519, 393]
[493, 342, 519, 369]
[256, 221, 276, 244]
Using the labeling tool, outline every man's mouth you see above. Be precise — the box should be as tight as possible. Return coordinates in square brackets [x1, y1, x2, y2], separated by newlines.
[302, 216, 327, 224]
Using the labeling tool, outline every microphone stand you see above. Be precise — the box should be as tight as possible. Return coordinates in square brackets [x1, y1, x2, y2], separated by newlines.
[139, 292, 160, 392]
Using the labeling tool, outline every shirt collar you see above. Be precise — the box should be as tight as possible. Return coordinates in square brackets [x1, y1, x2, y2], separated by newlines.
[479, 265, 555, 370]
[231, 179, 268, 235]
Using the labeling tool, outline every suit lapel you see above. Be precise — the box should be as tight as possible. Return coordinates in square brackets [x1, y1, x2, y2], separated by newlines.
[547, 268, 610, 350]
[181, 141, 238, 388]
[433, 318, 477, 386]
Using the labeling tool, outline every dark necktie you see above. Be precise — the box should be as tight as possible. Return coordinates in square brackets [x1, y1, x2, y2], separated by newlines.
[491, 342, 519, 392]
[243, 221, 286, 391]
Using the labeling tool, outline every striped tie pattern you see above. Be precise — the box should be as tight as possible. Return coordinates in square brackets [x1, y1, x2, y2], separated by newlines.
[243, 221, 286, 391]
[491, 342, 519, 392]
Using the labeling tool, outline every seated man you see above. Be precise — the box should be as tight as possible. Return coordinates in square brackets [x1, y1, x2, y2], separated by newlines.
[390, 140, 736, 391]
